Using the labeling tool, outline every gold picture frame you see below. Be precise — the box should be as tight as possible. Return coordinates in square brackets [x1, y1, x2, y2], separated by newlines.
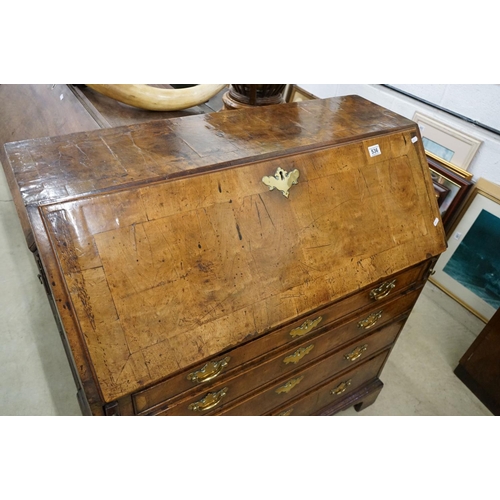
[426, 151, 473, 181]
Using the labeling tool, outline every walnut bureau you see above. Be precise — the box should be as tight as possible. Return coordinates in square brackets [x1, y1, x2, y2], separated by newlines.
[2, 95, 447, 416]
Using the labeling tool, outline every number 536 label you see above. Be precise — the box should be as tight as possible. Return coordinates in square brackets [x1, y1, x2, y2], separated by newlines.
[368, 144, 381, 157]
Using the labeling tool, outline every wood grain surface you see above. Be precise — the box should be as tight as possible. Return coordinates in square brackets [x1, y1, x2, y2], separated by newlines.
[38, 126, 445, 402]
[3, 95, 447, 411]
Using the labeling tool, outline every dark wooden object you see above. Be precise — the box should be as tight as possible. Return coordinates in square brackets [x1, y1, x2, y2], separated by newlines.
[222, 84, 286, 110]
[455, 307, 500, 415]
[3, 96, 447, 416]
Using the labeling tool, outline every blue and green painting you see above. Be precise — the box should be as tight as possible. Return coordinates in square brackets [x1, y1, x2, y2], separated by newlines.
[443, 209, 500, 309]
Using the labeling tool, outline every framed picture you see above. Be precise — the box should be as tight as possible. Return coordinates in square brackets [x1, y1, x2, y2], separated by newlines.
[285, 85, 317, 103]
[426, 150, 473, 180]
[427, 154, 473, 234]
[414, 112, 482, 170]
[430, 178, 500, 322]
[433, 181, 451, 207]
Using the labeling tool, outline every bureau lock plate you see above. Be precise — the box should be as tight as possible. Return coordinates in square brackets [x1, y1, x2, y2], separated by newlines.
[262, 167, 299, 198]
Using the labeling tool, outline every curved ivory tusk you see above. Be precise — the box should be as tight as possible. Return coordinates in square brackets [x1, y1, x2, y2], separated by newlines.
[86, 84, 228, 111]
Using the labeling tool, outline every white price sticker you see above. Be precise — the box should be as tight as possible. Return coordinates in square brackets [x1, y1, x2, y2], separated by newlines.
[368, 144, 381, 157]
[411, 136, 418, 143]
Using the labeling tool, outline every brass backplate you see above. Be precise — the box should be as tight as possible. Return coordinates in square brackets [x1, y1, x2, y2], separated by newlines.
[262, 167, 300, 198]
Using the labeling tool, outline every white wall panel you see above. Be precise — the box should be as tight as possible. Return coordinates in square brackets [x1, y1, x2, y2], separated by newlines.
[298, 84, 500, 184]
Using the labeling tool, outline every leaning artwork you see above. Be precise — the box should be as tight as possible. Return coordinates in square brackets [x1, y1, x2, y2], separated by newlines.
[443, 209, 500, 310]
[431, 178, 500, 322]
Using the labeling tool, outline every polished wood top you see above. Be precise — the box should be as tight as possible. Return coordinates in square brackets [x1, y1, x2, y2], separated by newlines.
[5, 95, 415, 208]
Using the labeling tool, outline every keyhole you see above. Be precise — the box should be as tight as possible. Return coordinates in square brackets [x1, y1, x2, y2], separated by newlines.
[279, 171, 285, 180]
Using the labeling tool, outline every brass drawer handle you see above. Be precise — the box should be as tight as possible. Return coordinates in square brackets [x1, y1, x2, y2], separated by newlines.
[283, 344, 314, 365]
[344, 344, 368, 362]
[290, 316, 322, 338]
[276, 376, 304, 394]
[278, 408, 294, 416]
[188, 387, 229, 412]
[369, 279, 396, 300]
[187, 356, 231, 384]
[357, 310, 383, 329]
[331, 379, 352, 396]
[262, 167, 300, 198]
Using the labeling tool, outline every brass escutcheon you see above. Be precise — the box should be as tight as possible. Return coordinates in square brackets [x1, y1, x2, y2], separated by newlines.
[262, 167, 300, 198]
[331, 379, 352, 396]
[283, 344, 314, 365]
[188, 387, 229, 412]
[369, 279, 396, 300]
[276, 376, 304, 394]
[290, 316, 322, 338]
[278, 408, 294, 416]
[187, 356, 231, 384]
[344, 344, 368, 362]
[358, 310, 383, 329]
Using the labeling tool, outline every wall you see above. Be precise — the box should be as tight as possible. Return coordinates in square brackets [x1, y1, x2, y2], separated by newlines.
[298, 84, 500, 184]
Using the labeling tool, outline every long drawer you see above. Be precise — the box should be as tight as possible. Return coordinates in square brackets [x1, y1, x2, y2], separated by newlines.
[137, 286, 419, 415]
[155, 315, 405, 416]
[269, 351, 389, 416]
[133, 270, 426, 414]
[214, 319, 403, 416]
